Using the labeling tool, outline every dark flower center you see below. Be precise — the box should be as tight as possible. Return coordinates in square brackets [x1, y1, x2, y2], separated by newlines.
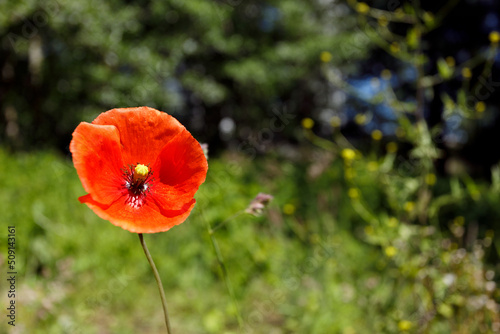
[121, 163, 154, 208]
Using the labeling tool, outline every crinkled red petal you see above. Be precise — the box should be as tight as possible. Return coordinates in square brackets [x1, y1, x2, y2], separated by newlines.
[92, 107, 185, 166]
[79, 194, 196, 233]
[70, 123, 124, 205]
[150, 128, 208, 211]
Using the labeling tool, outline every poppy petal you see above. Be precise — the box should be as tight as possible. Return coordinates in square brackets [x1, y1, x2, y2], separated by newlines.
[70, 123, 124, 205]
[80, 194, 196, 233]
[71, 107, 207, 233]
[150, 128, 208, 210]
[92, 107, 185, 166]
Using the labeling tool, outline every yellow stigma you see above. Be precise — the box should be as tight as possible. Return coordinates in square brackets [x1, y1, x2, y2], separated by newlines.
[134, 164, 149, 182]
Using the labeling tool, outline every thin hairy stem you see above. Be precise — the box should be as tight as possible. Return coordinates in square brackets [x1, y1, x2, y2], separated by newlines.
[138, 233, 172, 333]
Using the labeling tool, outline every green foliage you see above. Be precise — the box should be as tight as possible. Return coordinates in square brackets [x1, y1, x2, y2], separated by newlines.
[0, 0, 370, 150]
[1, 1, 500, 333]
[0, 145, 498, 333]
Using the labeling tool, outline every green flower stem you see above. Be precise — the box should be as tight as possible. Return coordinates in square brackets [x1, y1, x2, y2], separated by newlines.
[138, 233, 172, 333]
[208, 230, 244, 329]
[211, 211, 243, 232]
[203, 212, 244, 329]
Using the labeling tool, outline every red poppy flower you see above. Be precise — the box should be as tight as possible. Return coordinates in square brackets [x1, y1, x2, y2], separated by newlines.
[70, 107, 208, 233]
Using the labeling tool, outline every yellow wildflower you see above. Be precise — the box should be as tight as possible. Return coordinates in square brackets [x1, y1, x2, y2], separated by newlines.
[489, 31, 500, 44]
[283, 203, 296, 215]
[384, 246, 397, 257]
[461, 67, 472, 79]
[398, 320, 412, 331]
[348, 188, 360, 199]
[475, 101, 486, 113]
[320, 51, 332, 63]
[386, 142, 398, 153]
[371, 129, 383, 141]
[356, 2, 370, 14]
[302, 118, 314, 129]
[341, 148, 356, 161]
[425, 173, 436, 185]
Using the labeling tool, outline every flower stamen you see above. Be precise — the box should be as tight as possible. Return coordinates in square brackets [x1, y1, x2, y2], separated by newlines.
[122, 163, 154, 207]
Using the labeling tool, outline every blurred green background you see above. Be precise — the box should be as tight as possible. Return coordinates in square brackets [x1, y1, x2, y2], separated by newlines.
[1, 0, 500, 333]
